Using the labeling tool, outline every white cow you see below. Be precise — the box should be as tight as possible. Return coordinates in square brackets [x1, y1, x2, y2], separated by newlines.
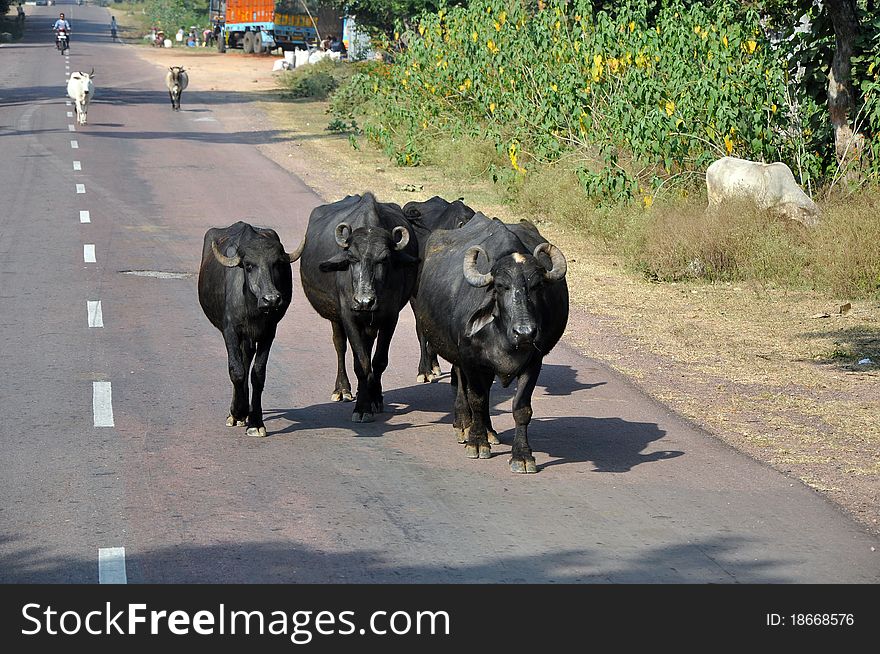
[67, 69, 95, 126]
[706, 156, 820, 227]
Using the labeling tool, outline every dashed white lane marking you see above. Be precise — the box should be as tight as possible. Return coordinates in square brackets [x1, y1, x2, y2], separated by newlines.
[87, 301, 104, 327]
[67, 111, 73, 118]
[70, 140, 78, 149]
[84, 244, 96, 263]
[93, 382, 115, 427]
[80, 210, 90, 223]
[73, 161, 81, 171]
[76, 184, 85, 194]
[66, 101, 71, 106]
[192, 117, 217, 122]
[98, 547, 127, 584]
[68, 124, 75, 132]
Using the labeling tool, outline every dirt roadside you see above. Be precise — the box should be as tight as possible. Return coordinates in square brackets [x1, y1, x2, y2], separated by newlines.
[129, 44, 879, 536]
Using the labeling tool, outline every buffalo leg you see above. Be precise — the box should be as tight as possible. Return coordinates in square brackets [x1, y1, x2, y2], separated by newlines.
[415, 319, 440, 383]
[346, 324, 377, 423]
[452, 366, 470, 443]
[246, 329, 275, 437]
[330, 320, 353, 402]
[509, 359, 541, 473]
[462, 366, 493, 459]
[452, 365, 499, 445]
[369, 317, 398, 414]
[223, 329, 248, 428]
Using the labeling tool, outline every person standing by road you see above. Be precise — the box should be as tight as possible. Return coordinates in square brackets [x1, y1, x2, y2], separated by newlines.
[110, 16, 117, 41]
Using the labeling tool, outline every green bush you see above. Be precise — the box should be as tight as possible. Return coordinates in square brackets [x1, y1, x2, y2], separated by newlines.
[337, 0, 808, 203]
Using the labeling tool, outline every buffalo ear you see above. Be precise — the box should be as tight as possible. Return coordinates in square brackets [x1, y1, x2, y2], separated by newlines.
[465, 300, 495, 338]
[318, 252, 350, 272]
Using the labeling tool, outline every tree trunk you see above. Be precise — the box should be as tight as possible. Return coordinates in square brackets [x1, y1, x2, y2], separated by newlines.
[826, 0, 862, 161]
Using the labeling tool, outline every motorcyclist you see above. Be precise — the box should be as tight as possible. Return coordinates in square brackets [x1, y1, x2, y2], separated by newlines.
[53, 13, 71, 43]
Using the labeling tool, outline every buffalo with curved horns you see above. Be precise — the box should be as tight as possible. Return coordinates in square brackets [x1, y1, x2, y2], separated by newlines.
[413, 213, 568, 472]
[296, 193, 420, 423]
[198, 221, 303, 437]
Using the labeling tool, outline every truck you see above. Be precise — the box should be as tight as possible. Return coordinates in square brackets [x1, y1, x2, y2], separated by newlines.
[210, 0, 318, 54]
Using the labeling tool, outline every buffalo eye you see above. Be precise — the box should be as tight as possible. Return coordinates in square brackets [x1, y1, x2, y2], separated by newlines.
[244, 262, 254, 273]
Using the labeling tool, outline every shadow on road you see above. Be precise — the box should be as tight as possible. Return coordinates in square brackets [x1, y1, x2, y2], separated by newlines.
[0, 533, 789, 583]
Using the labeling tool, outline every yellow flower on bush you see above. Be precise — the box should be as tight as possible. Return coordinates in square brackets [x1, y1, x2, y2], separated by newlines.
[494, 21, 501, 31]
[724, 134, 733, 154]
[771, 104, 777, 113]
[471, 30, 478, 42]
[694, 25, 701, 35]
[508, 143, 523, 172]
[550, 83, 558, 92]
[629, 21, 635, 32]
[418, 24, 425, 36]
[643, 195, 653, 208]
[722, 35, 728, 47]
[487, 39, 500, 55]
[746, 40, 757, 54]
[665, 100, 675, 116]
[489, 102, 496, 113]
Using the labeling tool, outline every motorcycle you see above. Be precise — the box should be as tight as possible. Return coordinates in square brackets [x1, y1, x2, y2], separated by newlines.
[55, 29, 69, 54]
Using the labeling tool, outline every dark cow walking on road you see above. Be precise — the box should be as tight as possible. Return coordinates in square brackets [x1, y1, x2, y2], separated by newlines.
[402, 196, 475, 383]
[414, 213, 569, 472]
[198, 221, 303, 437]
[297, 193, 419, 423]
[165, 66, 188, 111]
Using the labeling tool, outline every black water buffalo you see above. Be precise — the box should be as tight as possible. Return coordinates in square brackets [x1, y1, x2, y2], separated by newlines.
[413, 213, 569, 472]
[402, 196, 476, 383]
[198, 221, 302, 437]
[298, 193, 419, 422]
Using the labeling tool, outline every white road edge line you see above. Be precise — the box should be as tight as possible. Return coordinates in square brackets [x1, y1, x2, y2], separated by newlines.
[84, 244, 96, 263]
[93, 381, 115, 427]
[98, 547, 127, 584]
[80, 210, 90, 223]
[76, 184, 85, 194]
[87, 301, 103, 327]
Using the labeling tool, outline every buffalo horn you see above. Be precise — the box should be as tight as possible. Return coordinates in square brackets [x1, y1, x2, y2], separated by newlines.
[463, 246, 493, 287]
[211, 240, 241, 268]
[334, 223, 352, 248]
[286, 236, 306, 262]
[534, 243, 567, 282]
[392, 226, 410, 251]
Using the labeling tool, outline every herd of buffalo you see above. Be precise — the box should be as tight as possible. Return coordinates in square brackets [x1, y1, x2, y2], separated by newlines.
[197, 193, 570, 473]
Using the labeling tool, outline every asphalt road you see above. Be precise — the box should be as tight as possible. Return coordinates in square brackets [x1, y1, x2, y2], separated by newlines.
[1, 4, 877, 584]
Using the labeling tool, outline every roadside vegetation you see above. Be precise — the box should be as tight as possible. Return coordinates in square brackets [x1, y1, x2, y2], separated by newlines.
[325, 0, 880, 301]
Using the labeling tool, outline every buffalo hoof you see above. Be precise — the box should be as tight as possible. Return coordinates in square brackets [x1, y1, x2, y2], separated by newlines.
[455, 427, 468, 444]
[479, 443, 491, 459]
[226, 415, 246, 428]
[246, 426, 267, 438]
[431, 363, 442, 376]
[351, 411, 374, 423]
[465, 443, 480, 459]
[488, 429, 501, 445]
[416, 372, 436, 383]
[509, 456, 538, 474]
[331, 390, 354, 402]
[371, 400, 384, 413]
